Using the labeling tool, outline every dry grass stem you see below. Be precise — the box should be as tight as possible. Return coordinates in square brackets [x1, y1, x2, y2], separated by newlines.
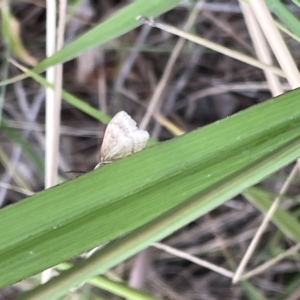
[138, 17, 285, 77]
[233, 162, 300, 283]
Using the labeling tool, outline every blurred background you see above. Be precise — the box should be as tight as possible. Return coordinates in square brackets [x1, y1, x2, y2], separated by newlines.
[0, 0, 300, 299]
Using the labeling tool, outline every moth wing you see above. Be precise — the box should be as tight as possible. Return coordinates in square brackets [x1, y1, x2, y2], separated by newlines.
[100, 111, 149, 163]
[111, 128, 149, 160]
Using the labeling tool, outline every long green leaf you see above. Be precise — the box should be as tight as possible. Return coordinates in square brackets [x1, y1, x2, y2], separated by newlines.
[0, 0, 182, 86]
[20, 136, 300, 300]
[1, 89, 300, 292]
[244, 187, 300, 242]
[266, 0, 300, 38]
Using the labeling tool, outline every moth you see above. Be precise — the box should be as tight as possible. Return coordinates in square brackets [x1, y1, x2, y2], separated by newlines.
[95, 111, 150, 169]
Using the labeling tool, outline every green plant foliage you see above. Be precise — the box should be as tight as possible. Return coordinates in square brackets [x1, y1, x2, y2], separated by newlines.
[244, 187, 300, 242]
[0, 89, 300, 294]
[0, 0, 182, 86]
[266, 0, 300, 38]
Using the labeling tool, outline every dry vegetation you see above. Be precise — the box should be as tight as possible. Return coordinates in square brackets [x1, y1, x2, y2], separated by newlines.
[0, 0, 300, 299]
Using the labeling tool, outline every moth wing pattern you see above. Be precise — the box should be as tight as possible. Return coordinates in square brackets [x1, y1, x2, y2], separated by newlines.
[99, 111, 149, 164]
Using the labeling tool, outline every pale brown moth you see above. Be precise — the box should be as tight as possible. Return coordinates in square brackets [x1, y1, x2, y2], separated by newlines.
[95, 111, 149, 169]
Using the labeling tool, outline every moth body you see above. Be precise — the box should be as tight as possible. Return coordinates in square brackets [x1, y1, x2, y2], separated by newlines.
[95, 111, 149, 169]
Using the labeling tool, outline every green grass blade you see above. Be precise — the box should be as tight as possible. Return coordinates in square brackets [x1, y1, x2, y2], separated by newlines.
[244, 187, 300, 242]
[19, 134, 300, 299]
[0, 0, 181, 86]
[58, 262, 161, 300]
[13, 62, 110, 123]
[1, 89, 300, 292]
[266, 0, 300, 38]
[240, 281, 268, 300]
[33, 0, 182, 72]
